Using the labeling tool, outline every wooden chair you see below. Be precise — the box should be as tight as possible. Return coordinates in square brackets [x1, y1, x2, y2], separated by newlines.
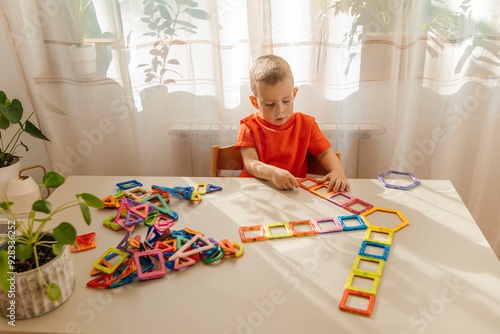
[210, 145, 341, 177]
[306, 150, 342, 176]
[210, 145, 244, 177]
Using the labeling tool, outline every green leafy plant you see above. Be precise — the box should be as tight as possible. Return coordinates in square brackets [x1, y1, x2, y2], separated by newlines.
[330, 1, 477, 75]
[0, 171, 104, 301]
[61, 0, 102, 46]
[138, 0, 210, 85]
[328, 0, 414, 75]
[0, 91, 50, 168]
[420, 0, 472, 61]
[330, 0, 414, 29]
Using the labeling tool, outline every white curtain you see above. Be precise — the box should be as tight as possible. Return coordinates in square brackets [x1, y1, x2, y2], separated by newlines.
[1, 0, 499, 258]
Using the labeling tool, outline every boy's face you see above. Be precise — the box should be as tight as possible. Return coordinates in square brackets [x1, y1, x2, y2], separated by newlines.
[249, 76, 298, 126]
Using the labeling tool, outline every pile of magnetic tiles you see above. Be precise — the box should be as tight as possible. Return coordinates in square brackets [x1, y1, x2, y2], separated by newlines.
[86, 180, 244, 289]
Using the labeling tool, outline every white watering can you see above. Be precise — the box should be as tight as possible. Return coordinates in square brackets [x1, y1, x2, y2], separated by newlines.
[6, 165, 50, 214]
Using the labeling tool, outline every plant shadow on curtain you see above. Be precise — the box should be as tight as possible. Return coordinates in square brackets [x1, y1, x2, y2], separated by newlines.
[1, 0, 499, 258]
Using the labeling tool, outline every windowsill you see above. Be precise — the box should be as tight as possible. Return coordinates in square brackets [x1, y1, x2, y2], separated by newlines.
[168, 122, 385, 138]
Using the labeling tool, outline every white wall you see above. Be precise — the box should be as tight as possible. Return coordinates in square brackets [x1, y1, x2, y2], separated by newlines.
[0, 21, 51, 186]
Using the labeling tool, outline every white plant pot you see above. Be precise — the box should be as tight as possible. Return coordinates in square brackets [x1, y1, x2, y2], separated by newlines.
[0, 240, 75, 320]
[6, 175, 40, 214]
[69, 43, 97, 76]
[140, 85, 169, 113]
[0, 157, 21, 198]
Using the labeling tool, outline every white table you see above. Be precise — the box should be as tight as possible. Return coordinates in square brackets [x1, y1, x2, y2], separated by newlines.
[4, 176, 500, 334]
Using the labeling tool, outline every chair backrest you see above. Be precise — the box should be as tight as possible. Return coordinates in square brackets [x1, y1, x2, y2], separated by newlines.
[210, 145, 244, 177]
[210, 144, 342, 177]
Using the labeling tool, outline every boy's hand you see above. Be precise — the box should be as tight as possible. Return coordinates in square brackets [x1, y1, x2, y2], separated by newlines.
[271, 169, 299, 190]
[240, 147, 299, 190]
[318, 171, 350, 193]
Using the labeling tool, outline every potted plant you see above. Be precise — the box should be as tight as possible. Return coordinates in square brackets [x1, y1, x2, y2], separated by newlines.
[329, 0, 414, 78]
[0, 171, 104, 319]
[138, 0, 209, 112]
[421, 2, 472, 66]
[61, 0, 102, 75]
[0, 90, 50, 195]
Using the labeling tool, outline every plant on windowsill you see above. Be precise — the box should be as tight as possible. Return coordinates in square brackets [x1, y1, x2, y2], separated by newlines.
[330, 0, 415, 39]
[327, 0, 414, 77]
[61, 0, 102, 76]
[328, 1, 473, 78]
[420, 1, 472, 67]
[138, 0, 210, 86]
[0, 171, 104, 319]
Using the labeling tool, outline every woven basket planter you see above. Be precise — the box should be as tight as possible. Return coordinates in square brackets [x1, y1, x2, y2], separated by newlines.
[0, 239, 75, 320]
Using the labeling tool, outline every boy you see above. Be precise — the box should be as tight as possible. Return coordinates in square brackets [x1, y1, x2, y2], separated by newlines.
[235, 54, 350, 192]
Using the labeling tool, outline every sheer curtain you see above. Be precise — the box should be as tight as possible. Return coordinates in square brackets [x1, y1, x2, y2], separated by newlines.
[1, 0, 499, 258]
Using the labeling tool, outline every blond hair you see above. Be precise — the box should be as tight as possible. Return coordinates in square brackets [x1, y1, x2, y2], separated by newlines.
[249, 55, 294, 97]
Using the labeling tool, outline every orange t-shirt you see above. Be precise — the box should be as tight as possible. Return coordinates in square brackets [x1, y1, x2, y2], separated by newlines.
[235, 112, 331, 178]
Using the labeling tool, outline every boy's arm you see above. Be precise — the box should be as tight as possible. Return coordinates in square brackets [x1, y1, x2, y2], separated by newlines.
[240, 147, 299, 190]
[315, 148, 350, 192]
